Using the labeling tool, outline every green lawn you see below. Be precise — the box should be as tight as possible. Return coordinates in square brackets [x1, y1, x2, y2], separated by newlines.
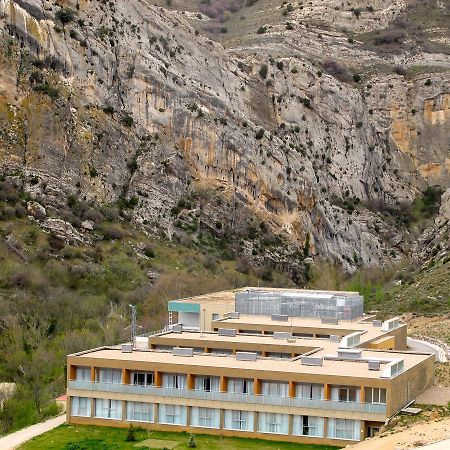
[19, 424, 338, 450]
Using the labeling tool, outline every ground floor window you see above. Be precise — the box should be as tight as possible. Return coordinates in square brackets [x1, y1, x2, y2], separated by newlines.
[94, 398, 122, 420]
[126, 401, 153, 422]
[292, 415, 324, 437]
[224, 410, 254, 431]
[158, 404, 187, 425]
[190, 407, 220, 428]
[71, 396, 91, 417]
[258, 412, 289, 434]
[328, 418, 360, 440]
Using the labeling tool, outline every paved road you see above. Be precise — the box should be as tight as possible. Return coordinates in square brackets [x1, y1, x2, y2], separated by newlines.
[407, 337, 445, 362]
[0, 414, 65, 450]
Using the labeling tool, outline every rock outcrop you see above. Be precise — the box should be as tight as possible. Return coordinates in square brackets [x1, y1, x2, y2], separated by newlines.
[0, 0, 448, 274]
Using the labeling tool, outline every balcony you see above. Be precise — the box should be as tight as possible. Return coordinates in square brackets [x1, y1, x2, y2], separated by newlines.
[68, 380, 387, 415]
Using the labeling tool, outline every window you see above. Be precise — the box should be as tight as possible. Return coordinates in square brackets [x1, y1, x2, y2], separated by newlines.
[96, 369, 121, 384]
[158, 404, 187, 425]
[262, 381, 288, 397]
[191, 407, 220, 428]
[94, 399, 122, 419]
[365, 387, 386, 404]
[75, 367, 90, 381]
[71, 397, 91, 417]
[131, 372, 154, 386]
[339, 387, 356, 402]
[228, 378, 253, 394]
[258, 412, 289, 434]
[126, 401, 153, 422]
[212, 313, 219, 320]
[163, 374, 186, 389]
[292, 416, 324, 437]
[195, 376, 219, 392]
[296, 383, 323, 399]
[327, 418, 360, 440]
[224, 410, 254, 431]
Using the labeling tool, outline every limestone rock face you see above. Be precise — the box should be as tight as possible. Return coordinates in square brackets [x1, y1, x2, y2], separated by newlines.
[0, 0, 448, 272]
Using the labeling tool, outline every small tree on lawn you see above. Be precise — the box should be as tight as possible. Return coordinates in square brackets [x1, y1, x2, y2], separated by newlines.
[126, 424, 136, 441]
[188, 434, 197, 448]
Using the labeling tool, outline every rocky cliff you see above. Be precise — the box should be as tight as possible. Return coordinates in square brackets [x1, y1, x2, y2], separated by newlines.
[0, 0, 449, 276]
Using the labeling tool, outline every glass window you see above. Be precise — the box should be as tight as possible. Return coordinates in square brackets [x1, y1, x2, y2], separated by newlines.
[131, 372, 154, 386]
[262, 381, 288, 397]
[195, 376, 219, 392]
[328, 418, 360, 440]
[71, 396, 91, 417]
[75, 367, 91, 381]
[126, 401, 153, 422]
[224, 410, 254, 431]
[212, 313, 219, 320]
[163, 374, 186, 389]
[365, 387, 386, 404]
[94, 399, 122, 419]
[296, 383, 323, 399]
[191, 407, 220, 428]
[228, 378, 254, 394]
[292, 415, 324, 437]
[337, 387, 358, 402]
[158, 404, 187, 425]
[96, 369, 122, 384]
[258, 412, 289, 434]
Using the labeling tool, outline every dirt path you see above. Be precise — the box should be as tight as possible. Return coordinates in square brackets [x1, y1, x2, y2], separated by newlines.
[347, 417, 450, 450]
[0, 415, 65, 450]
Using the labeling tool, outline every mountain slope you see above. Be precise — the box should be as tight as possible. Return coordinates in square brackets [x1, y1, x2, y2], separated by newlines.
[0, 0, 448, 274]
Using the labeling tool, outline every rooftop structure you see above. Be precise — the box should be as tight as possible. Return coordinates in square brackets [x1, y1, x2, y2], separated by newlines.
[66, 288, 433, 445]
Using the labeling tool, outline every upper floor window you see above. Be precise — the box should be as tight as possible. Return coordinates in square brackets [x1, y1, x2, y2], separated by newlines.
[331, 386, 360, 402]
[365, 387, 386, 404]
[195, 376, 219, 392]
[163, 374, 186, 389]
[261, 381, 288, 397]
[131, 371, 154, 386]
[228, 378, 253, 394]
[296, 383, 323, 400]
[96, 368, 121, 384]
[75, 366, 90, 381]
[212, 313, 219, 320]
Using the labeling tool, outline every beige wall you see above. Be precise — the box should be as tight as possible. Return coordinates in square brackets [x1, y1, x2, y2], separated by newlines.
[387, 354, 434, 416]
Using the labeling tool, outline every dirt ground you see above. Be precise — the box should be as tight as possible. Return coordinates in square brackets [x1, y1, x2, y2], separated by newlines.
[348, 416, 450, 450]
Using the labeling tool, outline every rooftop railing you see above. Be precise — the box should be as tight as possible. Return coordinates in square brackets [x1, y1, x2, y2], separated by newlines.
[68, 380, 386, 415]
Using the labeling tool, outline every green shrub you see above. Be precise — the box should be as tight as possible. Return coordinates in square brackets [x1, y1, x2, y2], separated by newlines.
[56, 8, 75, 25]
[33, 83, 59, 100]
[255, 128, 265, 139]
[259, 64, 268, 79]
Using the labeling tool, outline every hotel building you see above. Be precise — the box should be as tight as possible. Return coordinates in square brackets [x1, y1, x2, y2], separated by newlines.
[66, 288, 434, 445]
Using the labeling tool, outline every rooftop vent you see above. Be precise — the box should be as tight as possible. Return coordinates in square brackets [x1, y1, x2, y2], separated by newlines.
[172, 347, 194, 357]
[171, 324, 183, 333]
[381, 317, 400, 332]
[218, 328, 237, 337]
[236, 351, 258, 361]
[321, 317, 339, 325]
[381, 359, 404, 378]
[301, 356, 323, 366]
[330, 335, 341, 343]
[372, 320, 382, 328]
[121, 343, 133, 353]
[271, 314, 289, 322]
[339, 331, 362, 349]
[368, 360, 381, 371]
[337, 349, 363, 360]
[273, 332, 292, 340]
[230, 312, 240, 319]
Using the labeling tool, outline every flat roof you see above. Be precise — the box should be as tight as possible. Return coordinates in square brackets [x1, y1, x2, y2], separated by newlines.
[70, 347, 430, 380]
[148, 330, 333, 353]
[171, 287, 361, 304]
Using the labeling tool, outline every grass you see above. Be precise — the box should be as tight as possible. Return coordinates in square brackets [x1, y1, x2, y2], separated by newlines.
[19, 424, 338, 450]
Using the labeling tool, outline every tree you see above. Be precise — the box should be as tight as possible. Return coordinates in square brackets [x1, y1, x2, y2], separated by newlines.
[55, 8, 75, 25]
[126, 424, 136, 441]
[188, 435, 196, 448]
